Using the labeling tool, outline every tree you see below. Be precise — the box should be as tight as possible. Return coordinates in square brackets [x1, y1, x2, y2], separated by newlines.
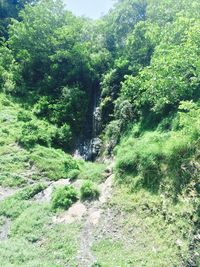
[0, 0, 38, 38]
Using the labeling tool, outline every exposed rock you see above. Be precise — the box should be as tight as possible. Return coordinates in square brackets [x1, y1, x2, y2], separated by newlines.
[34, 179, 70, 202]
[53, 202, 87, 224]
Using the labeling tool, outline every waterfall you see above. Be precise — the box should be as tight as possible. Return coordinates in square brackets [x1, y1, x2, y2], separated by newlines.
[73, 87, 102, 161]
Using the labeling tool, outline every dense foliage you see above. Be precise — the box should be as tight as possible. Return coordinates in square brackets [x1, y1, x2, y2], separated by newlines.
[1, 0, 199, 149]
[0, 0, 200, 265]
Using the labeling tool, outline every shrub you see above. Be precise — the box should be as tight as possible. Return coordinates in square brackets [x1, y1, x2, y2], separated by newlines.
[80, 180, 100, 201]
[52, 123, 72, 151]
[33, 96, 51, 119]
[52, 186, 78, 210]
[0, 45, 19, 93]
[19, 119, 56, 148]
[17, 110, 32, 122]
[19, 118, 73, 151]
[115, 131, 165, 190]
[105, 120, 121, 155]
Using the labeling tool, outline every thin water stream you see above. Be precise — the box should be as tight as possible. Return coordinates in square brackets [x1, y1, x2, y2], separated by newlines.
[74, 87, 102, 161]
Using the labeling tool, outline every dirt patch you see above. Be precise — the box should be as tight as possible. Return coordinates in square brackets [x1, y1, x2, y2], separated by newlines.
[0, 186, 16, 201]
[99, 174, 113, 204]
[94, 207, 129, 244]
[0, 217, 11, 241]
[53, 202, 87, 224]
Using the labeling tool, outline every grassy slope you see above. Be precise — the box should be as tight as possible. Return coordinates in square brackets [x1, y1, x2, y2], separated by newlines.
[0, 93, 199, 267]
[92, 186, 196, 267]
[0, 94, 84, 266]
[98, 117, 199, 267]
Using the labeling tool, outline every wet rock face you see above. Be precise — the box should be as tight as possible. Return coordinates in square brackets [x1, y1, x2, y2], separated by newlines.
[90, 138, 102, 160]
[74, 138, 102, 161]
[74, 87, 102, 161]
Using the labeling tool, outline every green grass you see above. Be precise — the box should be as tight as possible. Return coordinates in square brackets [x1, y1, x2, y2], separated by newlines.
[0, 93, 80, 186]
[92, 185, 194, 267]
[10, 203, 51, 242]
[0, 94, 32, 187]
[0, 184, 46, 219]
[30, 145, 79, 181]
[0, 93, 83, 266]
[0, 93, 198, 266]
[78, 161, 106, 183]
[115, 127, 198, 198]
[0, 222, 81, 267]
[0, 144, 31, 187]
[0, 189, 81, 266]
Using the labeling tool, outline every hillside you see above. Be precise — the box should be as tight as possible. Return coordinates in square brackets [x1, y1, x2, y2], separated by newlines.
[0, 93, 198, 266]
[0, 0, 200, 266]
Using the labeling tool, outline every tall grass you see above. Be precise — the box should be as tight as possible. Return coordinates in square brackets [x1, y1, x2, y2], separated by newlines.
[115, 101, 200, 197]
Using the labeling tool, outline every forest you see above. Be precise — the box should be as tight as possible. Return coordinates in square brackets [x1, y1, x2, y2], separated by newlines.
[0, 0, 199, 266]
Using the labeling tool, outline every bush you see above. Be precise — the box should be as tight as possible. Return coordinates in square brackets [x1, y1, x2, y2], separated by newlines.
[52, 123, 72, 151]
[80, 180, 100, 201]
[19, 117, 73, 151]
[52, 186, 78, 210]
[17, 110, 32, 122]
[105, 120, 121, 155]
[19, 119, 56, 148]
[0, 45, 19, 93]
[33, 96, 51, 119]
[115, 131, 165, 189]
[18, 184, 46, 200]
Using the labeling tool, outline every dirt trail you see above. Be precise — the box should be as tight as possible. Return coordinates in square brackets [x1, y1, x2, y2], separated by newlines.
[75, 174, 113, 267]
[34, 169, 114, 267]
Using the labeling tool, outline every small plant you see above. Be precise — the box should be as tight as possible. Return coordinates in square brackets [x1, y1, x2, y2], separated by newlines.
[17, 110, 32, 122]
[78, 161, 106, 183]
[52, 185, 78, 210]
[80, 180, 100, 201]
[68, 169, 80, 181]
[91, 263, 102, 267]
[52, 123, 72, 151]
